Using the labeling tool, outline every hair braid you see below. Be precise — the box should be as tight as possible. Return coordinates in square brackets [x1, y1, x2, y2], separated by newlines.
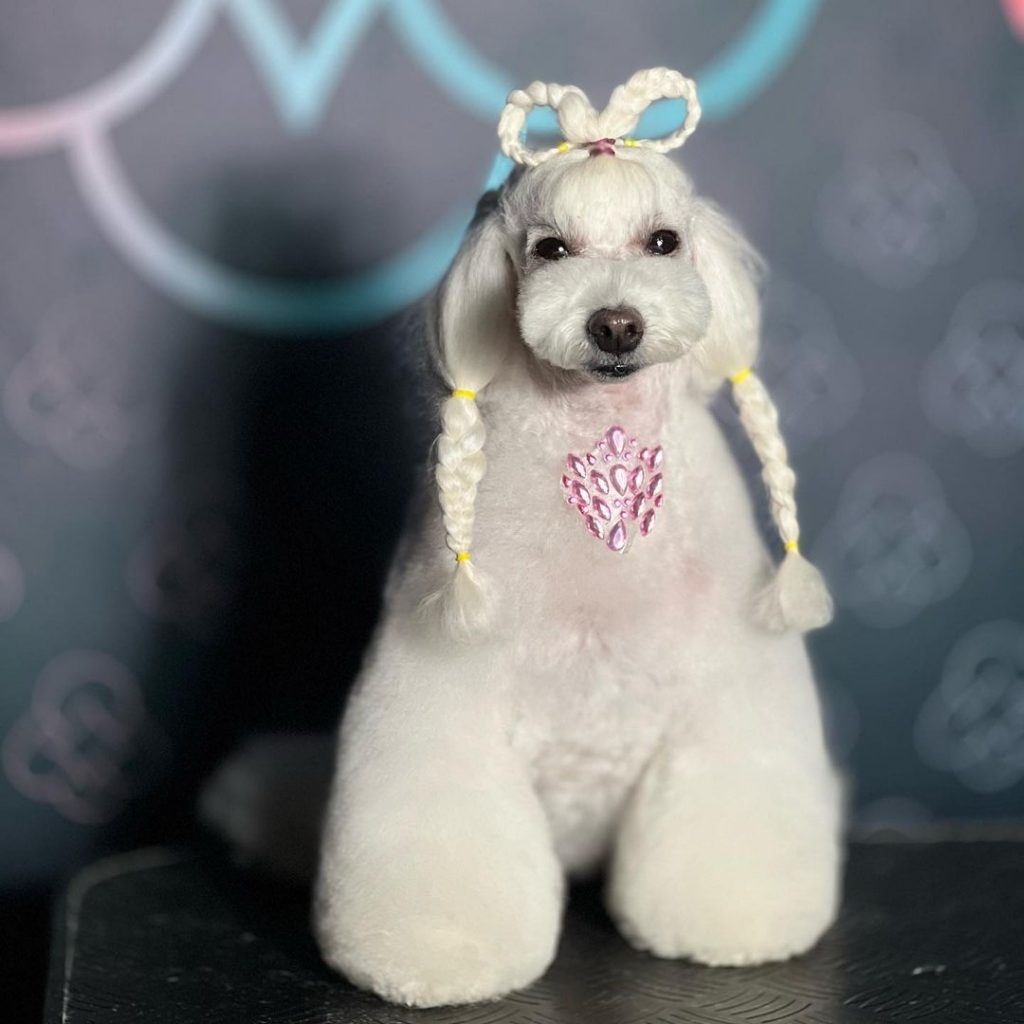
[496, 67, 701, 168]
[731, 371, 833, 632]
[733, 373, 800, 546]
[498, 81, 597, 166]
[430, 392, 494, 637]
[599, 67, 701, 152]
[419, 208, 512, 641]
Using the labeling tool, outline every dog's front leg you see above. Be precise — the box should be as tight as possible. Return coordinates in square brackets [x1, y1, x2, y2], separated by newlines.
[606, 633, 843, 966]
[315, 635, 563, 1007]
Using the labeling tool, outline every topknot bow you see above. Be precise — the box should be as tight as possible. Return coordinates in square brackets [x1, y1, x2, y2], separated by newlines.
[497, 67, 701, 168]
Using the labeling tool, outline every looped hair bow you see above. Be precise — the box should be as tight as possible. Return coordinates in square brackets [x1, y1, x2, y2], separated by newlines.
[497, 67, 701, 168]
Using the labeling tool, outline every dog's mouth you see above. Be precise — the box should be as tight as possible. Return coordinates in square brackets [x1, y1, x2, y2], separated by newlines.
[589, 361, 641, 381]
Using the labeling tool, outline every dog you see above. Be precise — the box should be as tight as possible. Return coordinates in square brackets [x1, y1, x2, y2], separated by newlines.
[204, 68, 843, 1008]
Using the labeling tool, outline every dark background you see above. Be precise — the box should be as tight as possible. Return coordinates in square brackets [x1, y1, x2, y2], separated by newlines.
[2, 0, 1023, 1015]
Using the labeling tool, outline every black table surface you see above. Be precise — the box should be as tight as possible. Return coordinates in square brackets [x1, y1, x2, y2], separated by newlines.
[46, 841, 1024, 1024]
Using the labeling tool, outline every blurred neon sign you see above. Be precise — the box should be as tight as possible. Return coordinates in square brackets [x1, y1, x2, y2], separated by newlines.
[0, 0, 824, 332]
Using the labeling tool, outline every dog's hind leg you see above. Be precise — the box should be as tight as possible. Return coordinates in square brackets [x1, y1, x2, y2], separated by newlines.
[199, 732, 335, 882]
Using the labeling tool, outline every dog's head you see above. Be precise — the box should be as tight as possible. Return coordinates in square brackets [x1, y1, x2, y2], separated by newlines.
[426, 69, 832, 642]
[507, 148, 757, 384]
[431, 70, 762, 395]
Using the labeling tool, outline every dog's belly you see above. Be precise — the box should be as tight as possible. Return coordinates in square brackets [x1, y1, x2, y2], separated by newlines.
[510, 651, 670, 877]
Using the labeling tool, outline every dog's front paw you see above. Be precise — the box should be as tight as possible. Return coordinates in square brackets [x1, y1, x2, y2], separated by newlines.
[610, 870, 834, 966]
[608, 833, 839, 966]
[317, 884, 560, 1008]
[316, 834, 563, 1008]
[614, 893, 828, 967]
[321, 909, 554, 1007]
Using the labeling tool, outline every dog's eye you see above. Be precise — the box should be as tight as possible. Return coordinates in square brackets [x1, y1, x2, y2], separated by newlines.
[534, 237, 570, 261]
[646, 229, 679, 256]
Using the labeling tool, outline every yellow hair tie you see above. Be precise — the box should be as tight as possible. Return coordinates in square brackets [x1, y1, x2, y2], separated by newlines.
[455, 551, 471, 562]
[556, 142, 571, 153]
[784, 539, 799, 553]
[451, 388, 476, 400]
[730, 367, 752, 385]
[623, 137, 638, 147]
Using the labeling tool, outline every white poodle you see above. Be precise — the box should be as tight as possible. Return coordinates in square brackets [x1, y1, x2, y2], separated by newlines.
[204, 68, 843, 1009]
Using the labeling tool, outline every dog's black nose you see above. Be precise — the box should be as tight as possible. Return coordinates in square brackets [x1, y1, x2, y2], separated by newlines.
[587, 307, 644, 354]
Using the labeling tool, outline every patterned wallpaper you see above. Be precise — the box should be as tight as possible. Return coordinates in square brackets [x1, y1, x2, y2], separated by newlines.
[1, 0, 1022, 890]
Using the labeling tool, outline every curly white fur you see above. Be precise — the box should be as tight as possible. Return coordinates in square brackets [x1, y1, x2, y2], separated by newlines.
[205, 68, 844, 1010]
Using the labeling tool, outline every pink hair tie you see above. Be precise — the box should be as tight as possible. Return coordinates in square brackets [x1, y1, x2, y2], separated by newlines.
[587, 138, 617, 157]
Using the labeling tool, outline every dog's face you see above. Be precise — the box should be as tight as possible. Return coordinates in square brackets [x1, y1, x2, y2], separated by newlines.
[503, 150, 713, 382]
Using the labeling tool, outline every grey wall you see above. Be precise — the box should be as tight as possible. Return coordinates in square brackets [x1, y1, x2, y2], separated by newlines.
[1, 0, 1023, 889]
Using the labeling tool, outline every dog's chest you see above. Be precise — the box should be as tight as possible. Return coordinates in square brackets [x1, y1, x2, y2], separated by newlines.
[481, 379, 730, 871]
[510, 646, 669, 765]
[485, 401, 716, 642]
[509, 643, 671, 873]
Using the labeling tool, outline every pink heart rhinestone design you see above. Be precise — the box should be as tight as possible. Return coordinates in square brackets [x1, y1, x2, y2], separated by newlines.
[561, 425, 664, 553]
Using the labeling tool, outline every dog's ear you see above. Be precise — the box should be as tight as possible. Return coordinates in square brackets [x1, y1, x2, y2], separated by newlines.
[688, 198, 765, 386]
[423, 198, 517, 641]
[689, 198, 833, 634]
[430, 192, 517, 393]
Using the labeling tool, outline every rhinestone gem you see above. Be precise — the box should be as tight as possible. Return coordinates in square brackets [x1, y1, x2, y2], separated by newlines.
[607, 519, 627, 552]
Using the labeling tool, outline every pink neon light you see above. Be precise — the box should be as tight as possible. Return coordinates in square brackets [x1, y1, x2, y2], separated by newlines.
[1002, 0, 1024, 39]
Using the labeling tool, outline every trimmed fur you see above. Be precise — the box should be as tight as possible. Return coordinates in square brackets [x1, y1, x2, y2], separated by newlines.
[203, 126, 843, 1008]
[309, 147, 843, 1006]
